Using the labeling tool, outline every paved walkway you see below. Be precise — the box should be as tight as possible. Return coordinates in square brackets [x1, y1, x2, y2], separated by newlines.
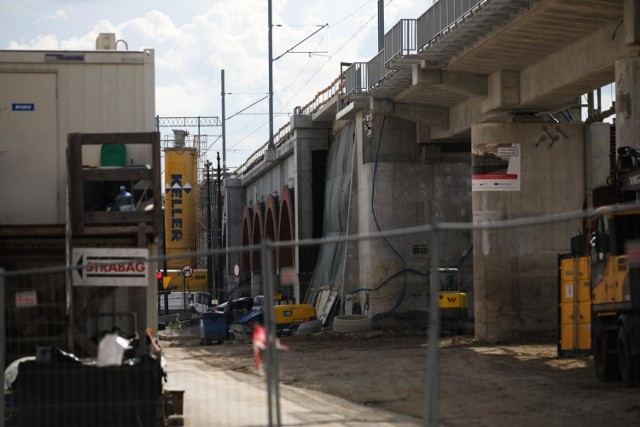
[162, 345, 420, 427]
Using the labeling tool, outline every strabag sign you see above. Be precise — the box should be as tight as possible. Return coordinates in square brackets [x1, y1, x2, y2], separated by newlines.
[72, 248, 149, 287]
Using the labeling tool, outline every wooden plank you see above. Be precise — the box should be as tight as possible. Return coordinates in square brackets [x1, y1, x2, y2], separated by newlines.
[80, 225, 156, 236]
[68, 133, 85, 235]
[84, 211, 155, 224]
[82, 167, 153, 181]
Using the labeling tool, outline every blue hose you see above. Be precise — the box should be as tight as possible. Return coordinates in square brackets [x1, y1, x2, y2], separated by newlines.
[370, 115, 409, 320]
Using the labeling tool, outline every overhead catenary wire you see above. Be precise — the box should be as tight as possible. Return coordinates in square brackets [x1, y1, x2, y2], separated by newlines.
[230, 0, 392, 163]
[226, 95, 270, 121]
[278, 0, 387, 113]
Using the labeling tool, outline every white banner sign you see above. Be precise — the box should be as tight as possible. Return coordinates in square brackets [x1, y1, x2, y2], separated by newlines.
[72, 247, 149, 287]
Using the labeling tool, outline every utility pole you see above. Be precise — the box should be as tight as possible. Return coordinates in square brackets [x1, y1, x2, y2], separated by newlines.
[378, 0, 384, 52]
[205, 160, 214, 297]
[267, 0, 275, 152]
[216, 152, 224, 301]
[221, 69, 227, 179]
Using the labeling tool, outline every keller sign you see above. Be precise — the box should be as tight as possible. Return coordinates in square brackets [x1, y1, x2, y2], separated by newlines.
[72, 248, 149, 287]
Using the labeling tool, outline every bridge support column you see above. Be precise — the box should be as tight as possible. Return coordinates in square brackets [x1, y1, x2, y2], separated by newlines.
[615, 56, 640, 149]
[292, 118, 331, 296]
[472, 122, 588, 342]
[353, 111, 472, 317]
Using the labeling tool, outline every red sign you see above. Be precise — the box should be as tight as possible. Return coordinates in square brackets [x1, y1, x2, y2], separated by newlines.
[16, 290, 37, 308]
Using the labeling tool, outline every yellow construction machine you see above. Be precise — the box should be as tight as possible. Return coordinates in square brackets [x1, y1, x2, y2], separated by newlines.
[559, 146, 640, 387]
[430, 267, 469, 333]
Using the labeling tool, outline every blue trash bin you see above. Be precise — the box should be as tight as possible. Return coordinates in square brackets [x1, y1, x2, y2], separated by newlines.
[200, 312, 226, 345]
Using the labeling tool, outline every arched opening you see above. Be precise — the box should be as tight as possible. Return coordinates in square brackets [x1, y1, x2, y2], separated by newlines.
[240, 206, 252, 278]
[278, 186, 295, 270]
[251, 201, 264, 274]
[264, 194, 279, 272]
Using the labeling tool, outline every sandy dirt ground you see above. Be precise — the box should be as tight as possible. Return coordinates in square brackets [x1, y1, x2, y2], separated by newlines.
[160, 328, 640, 427]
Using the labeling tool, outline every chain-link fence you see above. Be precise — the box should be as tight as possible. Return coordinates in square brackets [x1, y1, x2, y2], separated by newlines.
[2, 205, 629, 426]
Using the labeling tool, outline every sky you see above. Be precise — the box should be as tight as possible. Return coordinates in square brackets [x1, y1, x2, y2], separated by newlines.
[0, 0, 435, 171]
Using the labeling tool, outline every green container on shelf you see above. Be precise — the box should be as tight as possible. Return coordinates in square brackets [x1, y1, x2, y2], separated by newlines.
[100, 143, 126, 167]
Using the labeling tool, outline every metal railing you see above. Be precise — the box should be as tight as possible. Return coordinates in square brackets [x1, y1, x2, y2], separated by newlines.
[344, 62, 368, 98]
[367, 49, 392, 92]
[233, 122, 293, 177]
[357, 0, 485, 94]
[384, 19, 418, 66]
[417, 0, 482, 50]
[298, 75, 344, 116]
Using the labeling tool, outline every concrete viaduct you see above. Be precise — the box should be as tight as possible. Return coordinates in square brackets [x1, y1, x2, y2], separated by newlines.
[221, 0, 640, 342]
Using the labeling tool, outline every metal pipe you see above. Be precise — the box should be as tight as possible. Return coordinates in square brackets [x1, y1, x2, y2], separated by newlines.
[206, 160, 214, 296]
[423, 225, 441, 427]
[261, 239, 281, 426]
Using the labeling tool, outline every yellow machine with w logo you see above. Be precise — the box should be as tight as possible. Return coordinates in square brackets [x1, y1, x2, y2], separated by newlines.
[430, 268, 469, 333]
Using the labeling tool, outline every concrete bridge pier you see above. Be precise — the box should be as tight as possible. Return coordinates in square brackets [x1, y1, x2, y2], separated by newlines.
[471, 122, 591, 342]
[347, 109, 472, 318]
[292, 116, 331, 300]
[616, 56, 640, 149]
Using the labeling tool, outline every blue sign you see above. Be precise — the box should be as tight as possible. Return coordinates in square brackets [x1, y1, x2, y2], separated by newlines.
[44, 53, 85, 62]
[12, 103, 34, 111]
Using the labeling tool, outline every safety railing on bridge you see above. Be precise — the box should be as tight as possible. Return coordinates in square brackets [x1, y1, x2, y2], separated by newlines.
[344, 62, 368, 98]
[233, 122, 292, 177]
[367, 49, 392, 92]
[298, 75, 344, 116]
[417, 0, 531, 53]
[384, 19, 418, 67]
[417, 0, 483, 50]
[361, 1, 482, 94]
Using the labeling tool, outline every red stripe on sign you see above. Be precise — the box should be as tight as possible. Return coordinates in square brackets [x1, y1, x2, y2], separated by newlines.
[626, 247, 640, 260]
[16, 291, 37, 308]
[472, 174, 518, 180]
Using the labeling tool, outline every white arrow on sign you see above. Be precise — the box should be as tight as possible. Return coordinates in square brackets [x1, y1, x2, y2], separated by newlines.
[72, 247, 149, 287]
[182, 265, 193, 277]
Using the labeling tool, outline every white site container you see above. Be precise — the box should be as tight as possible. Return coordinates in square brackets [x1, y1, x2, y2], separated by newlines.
[0, 49, 155, 225]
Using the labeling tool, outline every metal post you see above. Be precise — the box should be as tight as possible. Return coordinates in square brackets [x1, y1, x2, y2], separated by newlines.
[206, 160, 214, 296]
[162, 208, 168, 277]
[261, 239, 281, 426]
[378, 0, 385, 52]
[221, 70, 227, 180]
[183, 274, 187, 311]
[216, 152, 224, 301]
[220, 70, 228, 301]
[1, 268, 5, 425]
[423, 225, 441, 427]
[268, 0, 275, 151]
